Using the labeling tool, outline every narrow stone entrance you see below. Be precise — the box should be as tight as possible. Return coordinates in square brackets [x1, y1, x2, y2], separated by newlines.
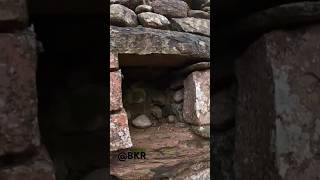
[110, 52, 210, 179]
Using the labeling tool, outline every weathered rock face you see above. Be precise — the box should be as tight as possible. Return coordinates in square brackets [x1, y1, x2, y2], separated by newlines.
[137, 12, 170, 29]
[183, 70, 210, 125]
[0, 0, 28, 30]
[110, 70, 123, 111]
[171, 17, 210, 36]
[110, 111, 132, 151]
[151, 0, 189, 18]
[235, 24, 320, 180]
[110, 26, 210, 59]
[110, 4, 138, 27]
[0, 32, 40, 156]
[188, 10, 210, 19]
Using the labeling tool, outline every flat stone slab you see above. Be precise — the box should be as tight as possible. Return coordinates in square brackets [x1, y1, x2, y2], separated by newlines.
[110, 26, 210, 67]
[110, 123, 210, 179]
[235, 24, 320, 179]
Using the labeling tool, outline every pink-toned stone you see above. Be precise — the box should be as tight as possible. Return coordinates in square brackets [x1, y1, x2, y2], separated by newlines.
[110, 52, 119, 71]
[183, 70, 210, 125]
[110, 70, 123, 111]
[0, 147, 55, 180]
[110, 110, 132, 151]
[0, 31, 40, 156]
[0, 0, 28, 30]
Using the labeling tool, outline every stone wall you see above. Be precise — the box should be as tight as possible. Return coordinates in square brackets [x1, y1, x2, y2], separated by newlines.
[0, 0, 55, 179]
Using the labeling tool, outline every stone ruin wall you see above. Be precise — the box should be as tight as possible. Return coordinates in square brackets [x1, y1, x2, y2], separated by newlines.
[0, 0, 55, 179]
[109, 0, 210, 152]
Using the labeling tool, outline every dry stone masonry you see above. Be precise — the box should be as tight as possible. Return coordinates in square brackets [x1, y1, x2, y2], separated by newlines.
[110, 0, 211, 179]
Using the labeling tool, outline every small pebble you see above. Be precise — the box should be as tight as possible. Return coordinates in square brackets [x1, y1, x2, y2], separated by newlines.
[132, 114, 152, 128]
[135, 5, 153, 14]
[173, 89, 184, 103]
[168, 115, 176, 123]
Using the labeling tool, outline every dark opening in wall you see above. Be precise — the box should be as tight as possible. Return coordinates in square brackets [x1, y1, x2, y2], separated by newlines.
[28, 15, 108, 180]
[110, 54, 210, 179]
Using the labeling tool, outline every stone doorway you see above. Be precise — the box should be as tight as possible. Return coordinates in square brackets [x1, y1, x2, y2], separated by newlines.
[110, 52, 210, 179]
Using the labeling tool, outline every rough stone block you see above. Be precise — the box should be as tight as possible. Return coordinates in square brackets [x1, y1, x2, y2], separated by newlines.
[110, 70, 123, 111]
[110, 52, 119, 71]
[110, 110, 132, 151]
[0, 0, 28, 30]
[235, 24, 320, 180]
[0, 32, 40, 157]
[0, 147, 55, 180]
[183, 70, 210, 125]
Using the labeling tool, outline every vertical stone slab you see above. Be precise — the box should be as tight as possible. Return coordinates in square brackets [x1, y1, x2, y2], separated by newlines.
[110, 52, 119, 71]
[0, 32, 40, 156]
[183, 70, 210, 125]
[110, 110, 132, 151]
[0, 0, 28, 30]
[235, 24, 320, 180]
[110, 70, 123, 111]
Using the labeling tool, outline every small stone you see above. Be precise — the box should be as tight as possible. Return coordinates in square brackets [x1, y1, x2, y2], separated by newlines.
[151, 0, 189, 18]
[168, 115, 176, 123]
[132, 114, 152, 128]
[135, 5, 153, 14]
[110, 4, 138, 27]
[138, 12, 170, 29]
[173, 89, 184, 103]
[188, 10, 210, 19]
[171, 17, 210, 36]
[191, 125, 210, 139]
[151, 105, 162, 119]
[202, 6, 210, 12]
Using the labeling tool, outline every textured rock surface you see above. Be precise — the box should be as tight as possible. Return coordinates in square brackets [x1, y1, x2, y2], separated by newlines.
[110, 52, 119, 71]
[188, 10, 210, 19]
[151, 0, 189, 18]
[135, 5, 153, 14]
[132, 114, 152, 128]
[171, 17, 210, 36]
[138, 12, 170, 29]
[110, 4, 138, 27]
[110, 26, 210, 59]
[235, 24, 320, 180]
[110, 70, 123, 111]
[0, 147, 55, 180]
[0, 0, 28, 30]
[0, 32, 40, 156]
[110, 123, 210, 179]
[110, 111, 132, 151]
[183, 70, 210, 125]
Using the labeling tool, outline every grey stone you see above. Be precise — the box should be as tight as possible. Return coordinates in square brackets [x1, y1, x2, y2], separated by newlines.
[191, 125, 210, 139]
[151, 105, 162, 119]
[132, 114, 152, 128]
[235, 24, 320, 179]
[151, 0, 189, 18]
[168, 115, 176, 123]
[171, 17, 210, 36]
[173, 89, 184, 103]
[110, 4, 138, 27]
[135, 5, 153, 14]
[138, 12, 170, 29]
[110, 26, 210, 61]
[188, 10, 210, 19]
